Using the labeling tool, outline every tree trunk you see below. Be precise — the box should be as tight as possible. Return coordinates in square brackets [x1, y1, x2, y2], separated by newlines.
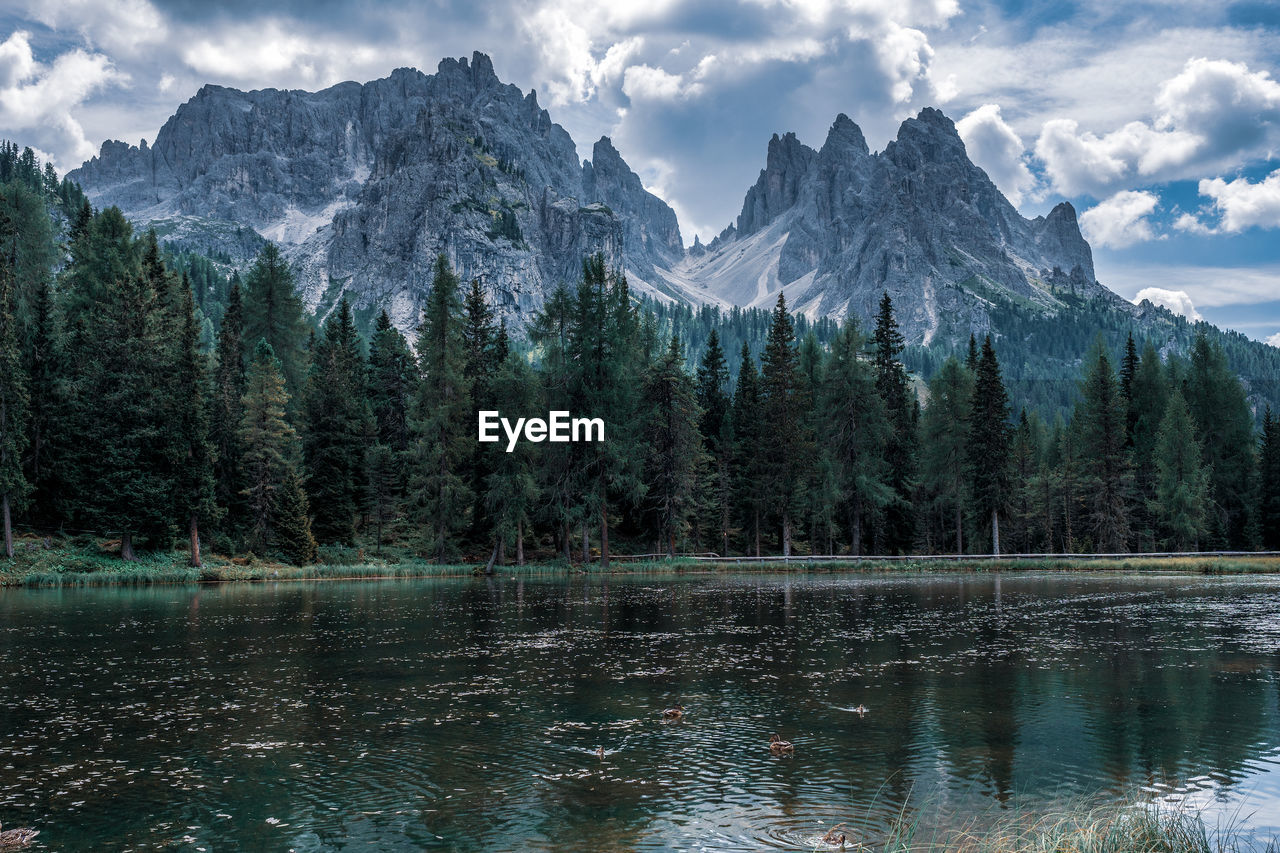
[956, 504, 963, 555]
[581, 521, 589, 564]
[189, 512, 202, 568]
[2, 492, 11, 560]
[851, 501, 862, 556]
[484, 538, 499, 575]
[561, 521, 570, 562]
[782, 514, 792, 558]
[753, 508, 761, 558]
[517, 518, 525, 566]
[991, 509, 1000, 556]
[668, 527, 675, 559]
[121, 532, 135, 562]
[600, 498, 610, 569]
[496, 536, 505, 567]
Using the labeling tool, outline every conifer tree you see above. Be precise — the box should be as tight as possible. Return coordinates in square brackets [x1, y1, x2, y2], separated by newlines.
[1119, 331, 1139, 443]
[365, 443, 400, 555]
[529, 283, 577, 560]
[170, 284, 218, 566]
[273, 467, 318, 565]
[870, 293, 916, 553]
[695, 329, 732, 555]
[461, 278, 498, 541]
[965, 333, 979, 372]
[242, 244, 309, 405]
[19, 274, 62, 525]
[759, 292, 812, 557]
[240, 341, 298, 556]
[1184, 333, 1257, 548]
[303, 298, 371, 545]
[969, 336, 1011, 554]
[1075, 342, 1133, 551]
[921, 357, 973, 553]
[732, 343, 765, 556]
[367, 309, 415, 454]
[1127, 342, 1168, 550]
[483, 352, 541, 567]
[1260, 407, 1280, 550]
[0, 248, 29, 558]
[409, 255, 473, 562]
[211, 282, 247, 527]
[1007, 410, 1042, 553]
[821, 322, 891, 555]
[1150, 390, 1209, 550]
[642, 335, 706, 556]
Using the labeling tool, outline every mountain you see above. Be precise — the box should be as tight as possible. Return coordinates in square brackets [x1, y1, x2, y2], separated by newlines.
[60, 53, 1217, 357]
[671, 109, 1109, 345]
[69, 52, 689, 332]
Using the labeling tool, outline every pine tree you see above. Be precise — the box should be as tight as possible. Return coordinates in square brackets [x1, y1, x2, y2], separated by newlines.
[461, 278, 498, 542]
[365, 443, 400, 555]
[529, 283, 577, 560]
[242, 243, 309, 405]
[642, 335, 706, 556]
[482, 352, 541, 567]
[695, 329, 732, 555]
[1150, 390, 1209, 550]
[870, 293, 916, 553]
[19, 274, 63, 525]
[303, 298, 370, 545]
[1119, 331, 1139, 443]
[732, 343, 765, 556]
[409, 255, 473, 562]
[1260, 407, 1280, 550]
[367, 309, 415, 454]
[272, 467, 317, 565]
[821, 322, 892, 555]
[1127, 342, 1168, 550]
[0, 244, 29, 558]
[239, 341, 298, 556]
[759, 292, 812, 557]
[1074, 342, 1133, 552]
[965, 333, 979, 372]
[170, 284, 219, 567]
[211, 281, 247, 527]
[969, 336, 1011, 554]
[1184, 333, 1257, 549]
[922, 357, 973, 553]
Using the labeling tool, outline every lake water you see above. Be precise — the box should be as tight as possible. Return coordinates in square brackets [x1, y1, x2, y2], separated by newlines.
[1, 572, 1279, 851]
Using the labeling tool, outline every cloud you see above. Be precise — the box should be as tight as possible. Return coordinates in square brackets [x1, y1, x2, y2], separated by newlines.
[0, 31, 125, 168]
[1198, 169, 1280, 233]
[24, 0, 168, 56]
[1267, 332, 1280, 348]
[1035, 58, 1280, 198]
[1134, 287, 1203, 321]
[955, 103, 1035, 206]
[1079, 190, 1160, 249]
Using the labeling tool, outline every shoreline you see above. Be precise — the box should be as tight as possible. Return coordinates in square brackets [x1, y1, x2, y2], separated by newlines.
[4, 545, 1280, 588]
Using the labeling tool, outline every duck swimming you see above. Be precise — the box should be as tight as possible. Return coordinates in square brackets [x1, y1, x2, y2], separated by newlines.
[0, 822, 38, 848]
[821, 823, 847, 847]
[852, 705, 868, 715]
[769, 733, 795, 754]
[662, 704, 685, 719]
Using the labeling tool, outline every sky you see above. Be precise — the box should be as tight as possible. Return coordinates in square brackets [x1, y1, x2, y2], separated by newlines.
[1, 0, 1279, 344]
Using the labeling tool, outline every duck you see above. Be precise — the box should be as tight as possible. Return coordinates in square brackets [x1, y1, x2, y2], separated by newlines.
[852, 704, 868, 716]
[596, 745, 605, 759]
[768, 733, 795, 754]
[662, 704, 684, 720]
[0, 822, 38, 848]
[821, 823, 847, 847]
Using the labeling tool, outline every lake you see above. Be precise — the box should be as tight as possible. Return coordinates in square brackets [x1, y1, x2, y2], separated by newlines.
[1, 572, 1278, 851]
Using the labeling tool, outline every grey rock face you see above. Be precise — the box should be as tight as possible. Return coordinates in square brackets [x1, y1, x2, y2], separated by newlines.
[69, 52, 683, 333]
[683, 108, 1104, 345]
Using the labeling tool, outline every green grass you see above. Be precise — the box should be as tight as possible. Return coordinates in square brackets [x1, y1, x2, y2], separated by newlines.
[4, 535, 1280, 588]
[862, 797, 1276, 852]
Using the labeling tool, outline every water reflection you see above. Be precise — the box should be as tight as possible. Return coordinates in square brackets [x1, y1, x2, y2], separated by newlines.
[0, 573, 1278, 850]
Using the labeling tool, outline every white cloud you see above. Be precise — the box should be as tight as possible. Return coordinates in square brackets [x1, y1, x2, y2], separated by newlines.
[1106, 263, 1280, 309]
[1134, 287, 1203, 321]
[25, 0, 168, 56]
[1034, 58, 1280, 198]
[1198, 169, 1280, 233]
[1267, 332, 1280, 348]
[181, 21, 384, 86]
[622, 65, 690, 101]
[1172, 211, 1216, 235]
[0, 31, 125, 168]
[1079, 190, 1160, 249]
[955, 103, 1035, 206]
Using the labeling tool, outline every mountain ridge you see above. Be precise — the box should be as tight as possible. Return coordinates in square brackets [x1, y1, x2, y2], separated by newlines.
[69, 52, 1134, 347]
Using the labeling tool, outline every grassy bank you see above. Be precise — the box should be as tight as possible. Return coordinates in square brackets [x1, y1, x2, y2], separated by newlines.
[870, 798, 1276, 853]
[3, 536, 1280, 587]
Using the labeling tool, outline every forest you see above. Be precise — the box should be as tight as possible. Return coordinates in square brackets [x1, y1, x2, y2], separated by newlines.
[1, 144, 1278, 566]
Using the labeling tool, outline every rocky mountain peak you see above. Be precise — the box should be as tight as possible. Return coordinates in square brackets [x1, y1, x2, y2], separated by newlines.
[583, 135, 683, 267]
[736, 130, 816, 237]
[1035, 201, 1096, 281]
[820, 113, 869, 159]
